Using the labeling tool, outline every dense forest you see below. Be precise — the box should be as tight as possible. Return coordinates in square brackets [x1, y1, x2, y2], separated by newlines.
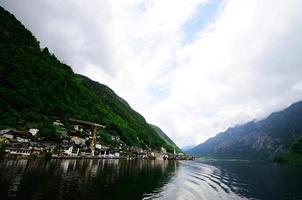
[0, 6, 176, 153]
[273, 135, 302, 164]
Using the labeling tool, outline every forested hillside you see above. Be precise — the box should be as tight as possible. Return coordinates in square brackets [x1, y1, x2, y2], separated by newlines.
[0, 6, 174, 152]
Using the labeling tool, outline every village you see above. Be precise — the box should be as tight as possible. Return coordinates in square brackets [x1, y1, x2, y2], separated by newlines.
[0, 119, 191, 160]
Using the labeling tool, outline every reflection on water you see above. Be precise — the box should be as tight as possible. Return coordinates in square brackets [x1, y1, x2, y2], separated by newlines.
[0, 159, 302, 200]
[0, 159, 176, 200]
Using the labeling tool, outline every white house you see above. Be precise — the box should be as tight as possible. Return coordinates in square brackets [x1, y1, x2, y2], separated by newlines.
[95, 144, 102, 150]
[16, 137, 30, 143]
[63, 146, 80, 156]
[0, 129, 13, 139]
[161, 147, 167, 154]
[2, 133, 13, 139]
[0, 129, 12, 134]
[63, 146, 73, 156]
[74, 125, 83, 132]
[53, 120, 63, 126]
[29, 128, 39, 136]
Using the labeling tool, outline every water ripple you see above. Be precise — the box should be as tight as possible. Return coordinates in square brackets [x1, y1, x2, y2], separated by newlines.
[1, 159, 302, 200]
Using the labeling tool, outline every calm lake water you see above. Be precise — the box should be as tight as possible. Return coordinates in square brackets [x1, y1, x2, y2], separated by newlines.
[0, 159, 301, 200]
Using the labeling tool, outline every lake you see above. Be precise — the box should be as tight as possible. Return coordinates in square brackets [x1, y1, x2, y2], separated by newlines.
[0, 159, 301, 200]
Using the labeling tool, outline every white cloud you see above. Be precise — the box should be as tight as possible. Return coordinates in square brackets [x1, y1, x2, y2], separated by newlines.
[157, 0, 302, 146]
[2, 0, 302, 147]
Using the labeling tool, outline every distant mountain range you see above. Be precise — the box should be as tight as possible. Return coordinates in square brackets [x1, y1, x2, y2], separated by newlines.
[0, 6, 176, 153]
[187, 101, 302, 160]
[181, 145, 195, 152]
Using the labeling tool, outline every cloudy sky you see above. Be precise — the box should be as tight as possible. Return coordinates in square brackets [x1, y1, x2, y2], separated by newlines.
[2, 0, 302, 147]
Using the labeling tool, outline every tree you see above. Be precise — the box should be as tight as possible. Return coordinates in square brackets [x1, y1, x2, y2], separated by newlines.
[39, 124, 60, 141]
[0, 138, 5, 153]
[291, 136, 302, 154]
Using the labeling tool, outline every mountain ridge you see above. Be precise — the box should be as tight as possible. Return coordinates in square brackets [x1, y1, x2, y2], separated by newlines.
[149, 124, 181, 152]
[0, 6, 175, 152]
[181, 145, 195, 151]
[187, 100, 302, 160]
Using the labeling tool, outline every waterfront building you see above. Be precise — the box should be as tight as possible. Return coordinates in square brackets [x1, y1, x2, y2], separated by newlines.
[5, 147, 31, 156]
[29, 128, 39, 136]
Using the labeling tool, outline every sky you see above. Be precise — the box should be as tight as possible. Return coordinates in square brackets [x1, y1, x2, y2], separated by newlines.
[1, 0, 302, 148]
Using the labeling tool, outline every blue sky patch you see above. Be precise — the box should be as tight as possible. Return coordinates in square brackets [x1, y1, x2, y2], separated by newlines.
[182, 0, 222, 44]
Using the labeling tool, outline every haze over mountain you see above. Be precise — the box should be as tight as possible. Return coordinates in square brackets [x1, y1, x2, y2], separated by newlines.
[187, 101, 302, 160]
[181, 145, 196, 152]
[0, 6, 176, 153]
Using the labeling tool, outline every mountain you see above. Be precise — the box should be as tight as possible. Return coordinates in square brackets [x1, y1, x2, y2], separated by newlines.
[181, 145, 195, 152]
[187, 101, 302, 160]
[0, 6, 175, 153]
[149, 124, 181, 152]
[273, 135, 302, 164]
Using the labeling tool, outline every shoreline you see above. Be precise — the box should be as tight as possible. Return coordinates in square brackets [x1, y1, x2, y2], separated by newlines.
[0, 153, 192, 161]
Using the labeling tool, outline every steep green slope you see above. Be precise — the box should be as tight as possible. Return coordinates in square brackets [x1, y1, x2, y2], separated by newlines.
[273, 135, 302, 164]
[0, 6, 174, 152]
[187, 101, 302, 160]
[149, 124, 181, 152]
